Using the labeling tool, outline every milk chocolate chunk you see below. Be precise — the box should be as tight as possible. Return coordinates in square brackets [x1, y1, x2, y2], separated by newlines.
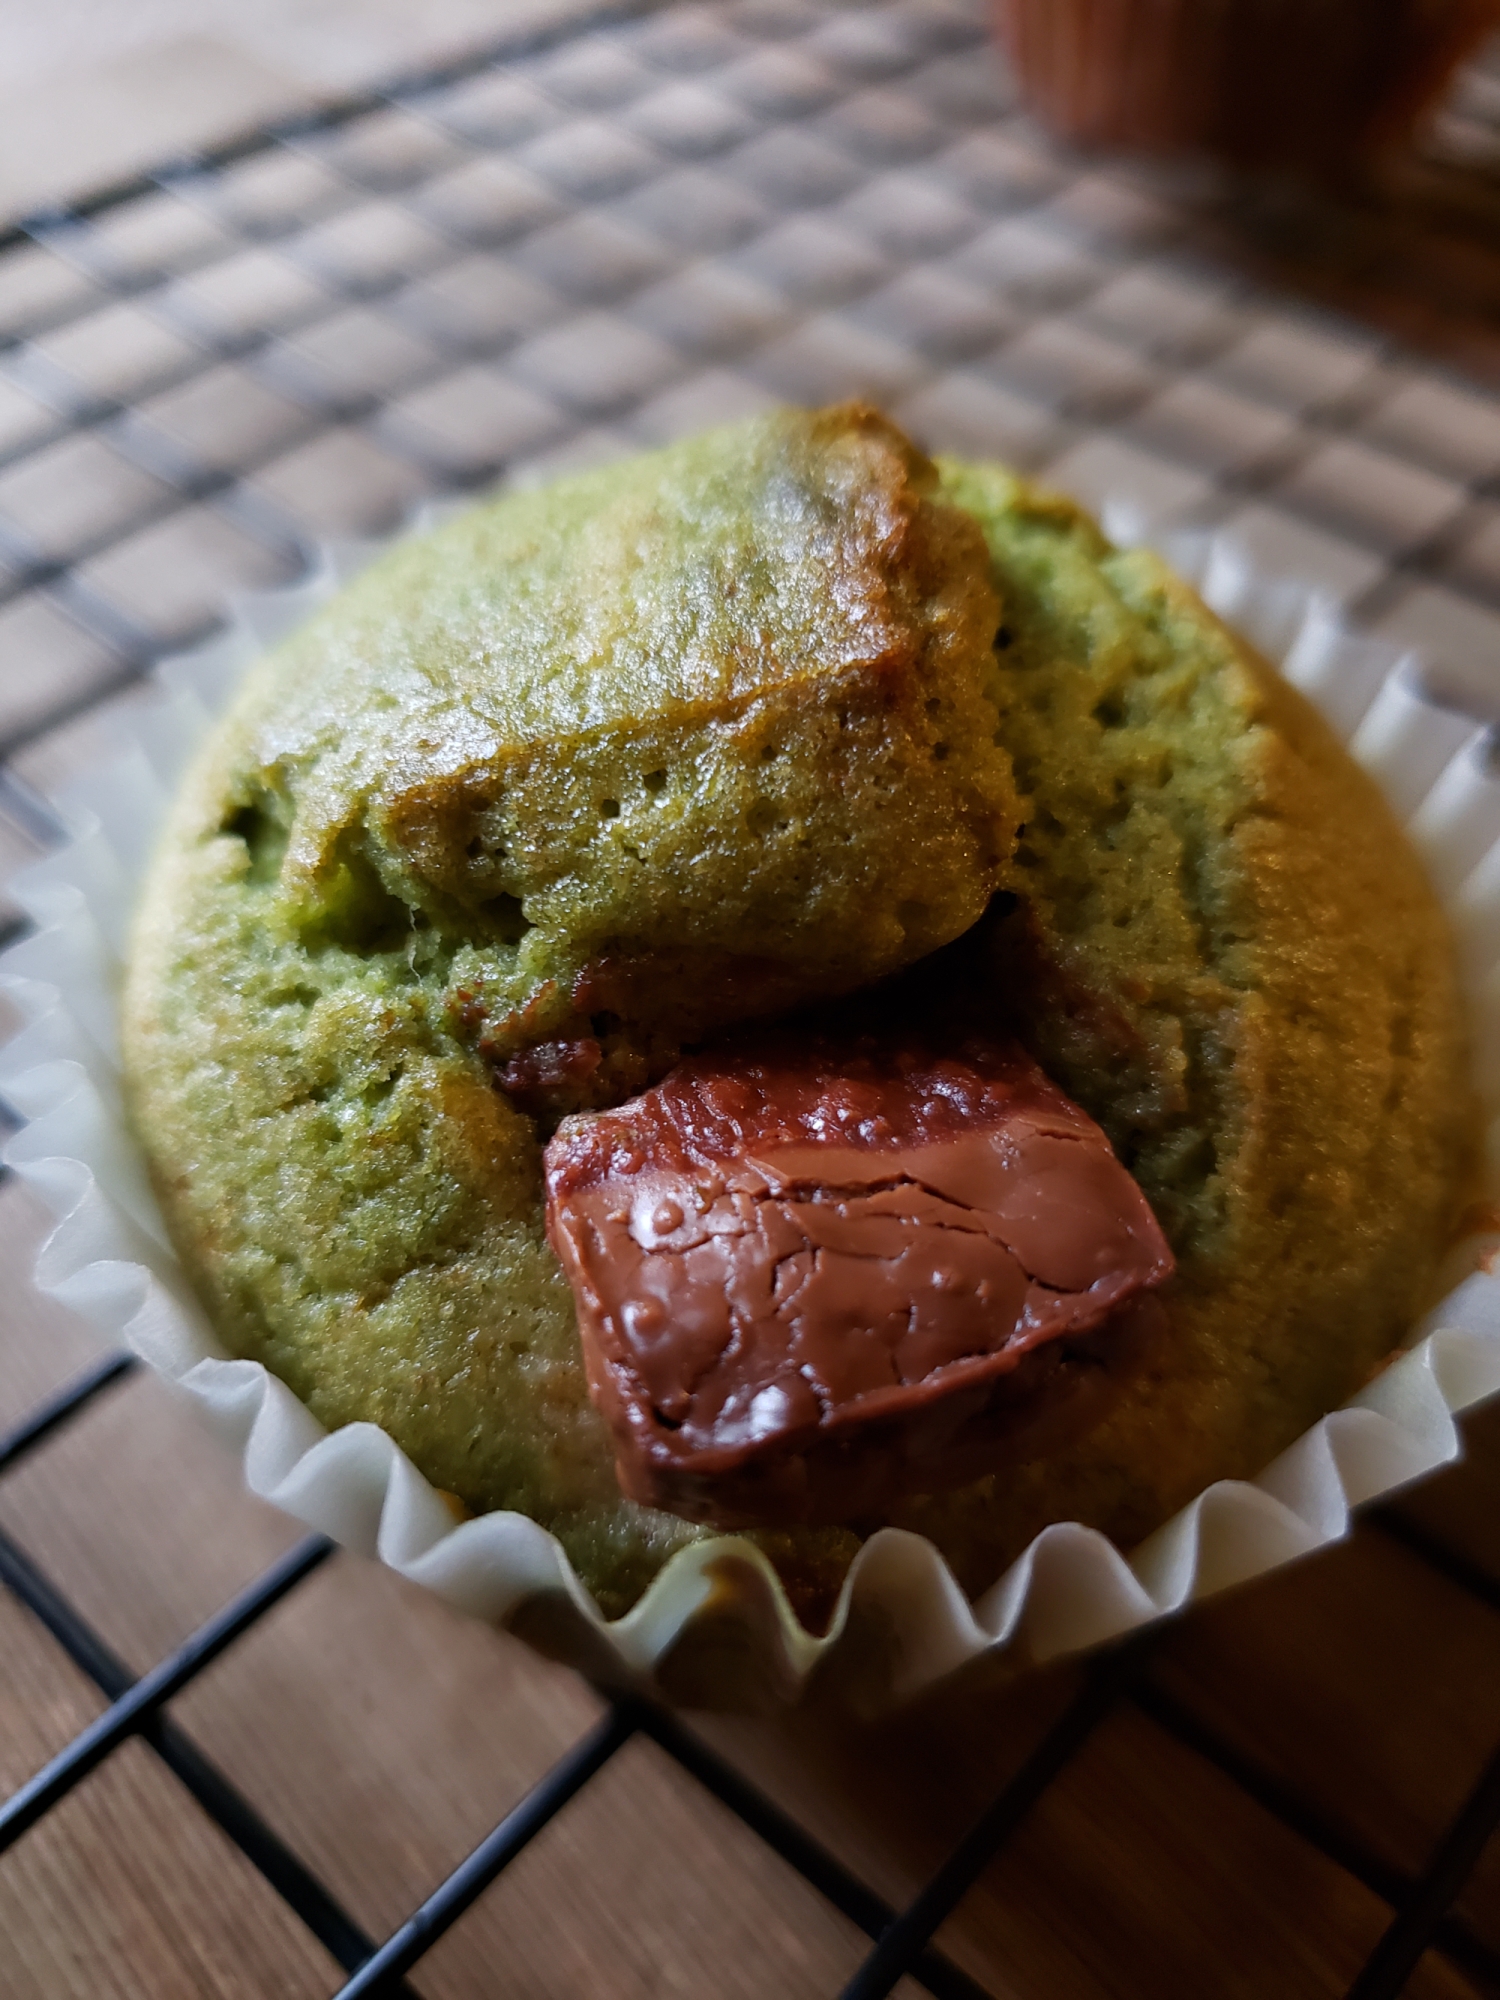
[544, 1033, 1175, 1528]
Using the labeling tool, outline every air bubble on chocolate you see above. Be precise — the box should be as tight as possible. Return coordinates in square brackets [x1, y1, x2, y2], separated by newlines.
[622, 1298, 665, 1339]
[651, 1198, 685, 1236]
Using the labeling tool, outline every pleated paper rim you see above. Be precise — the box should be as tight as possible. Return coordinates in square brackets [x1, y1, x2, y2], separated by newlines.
[4, 504, 1500, 1713]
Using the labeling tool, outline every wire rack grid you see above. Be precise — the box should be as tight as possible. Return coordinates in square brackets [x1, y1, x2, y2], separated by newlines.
[1, 2, 1499, 1995]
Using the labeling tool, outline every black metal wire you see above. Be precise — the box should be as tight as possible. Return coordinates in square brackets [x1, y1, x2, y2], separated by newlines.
[636, 1704, 997, 2000]
[0, 1520, 149, 1694]
[837, 1640, 1151, 2000]
[0, 1533, 331, 1851]
[1370, 1508, 1500, 1619]
[1133, 1678, 1500, 1994]
[1133, 1677, 1411, 1901]
[329, 1702, 640, 1999]
[5, 1403, 1495, 2000]
[3, 9, 1500, 1998]
[0, 1521, 408, 1988]
[1346, 1739, 1500, 2000]
[0, 0, 658, 257]
[0, 1351, 137, 1476]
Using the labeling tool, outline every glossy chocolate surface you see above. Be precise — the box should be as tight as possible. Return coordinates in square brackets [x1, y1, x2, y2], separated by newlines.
[545, 1032, 1174, 1527]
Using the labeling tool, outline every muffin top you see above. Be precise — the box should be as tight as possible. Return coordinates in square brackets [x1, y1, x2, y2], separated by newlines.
[210, 404, 1018, 1115]
[122, 404, 1473, 1622]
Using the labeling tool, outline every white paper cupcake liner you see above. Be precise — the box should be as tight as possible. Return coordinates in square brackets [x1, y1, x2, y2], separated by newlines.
[5, 507, 1500, 1715]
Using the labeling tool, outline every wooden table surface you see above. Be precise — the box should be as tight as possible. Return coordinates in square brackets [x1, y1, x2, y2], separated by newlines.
[3, 8, 1500, 1994]
[2, 1164, 1499, 1998]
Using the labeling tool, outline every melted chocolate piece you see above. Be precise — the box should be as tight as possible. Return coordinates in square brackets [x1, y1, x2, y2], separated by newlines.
[544, 1033, 1174, 1528]
[497, 1036, 604, 1119]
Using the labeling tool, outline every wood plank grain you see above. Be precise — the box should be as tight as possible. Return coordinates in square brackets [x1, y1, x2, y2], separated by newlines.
[0, 1183, 888, 1999]
[0, 1592, 338, 1999]
[934, 1703, 1478, 2000]
[0, 1179, 116, 1435]
[1145, 1484, 1500, 1961]
[3, 1170, 1498, 1998]
[1390, 1397, 1500, 1591]
[693, 1653, 1485, 2000]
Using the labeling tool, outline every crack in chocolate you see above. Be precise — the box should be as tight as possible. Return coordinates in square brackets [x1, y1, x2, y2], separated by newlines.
[544, 1029, 1174, 1527]
[640, 1161, 1094, 1421]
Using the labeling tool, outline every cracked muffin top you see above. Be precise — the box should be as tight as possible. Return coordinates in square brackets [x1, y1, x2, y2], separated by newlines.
[122, 403, 1473, 1623]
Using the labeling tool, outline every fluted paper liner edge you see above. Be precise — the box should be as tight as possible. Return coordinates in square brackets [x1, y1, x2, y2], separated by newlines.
[5, 508, 1500, 1713]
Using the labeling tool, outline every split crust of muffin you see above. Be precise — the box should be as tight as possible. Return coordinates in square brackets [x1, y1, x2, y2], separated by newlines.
[122, 406, 1474, 1623]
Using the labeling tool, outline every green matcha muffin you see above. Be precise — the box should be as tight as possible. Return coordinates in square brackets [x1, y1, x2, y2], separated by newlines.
[122, 403, 1473, 1622]
[890, 460, 1474, 1593]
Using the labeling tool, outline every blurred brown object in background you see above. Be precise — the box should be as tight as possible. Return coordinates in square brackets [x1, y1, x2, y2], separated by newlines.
[996, 0, 1500, 174]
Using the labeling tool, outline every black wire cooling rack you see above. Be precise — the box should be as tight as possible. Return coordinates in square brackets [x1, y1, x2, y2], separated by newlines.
[2, 2, 1500, 1994]
[2, 1356, 1499, 1998]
